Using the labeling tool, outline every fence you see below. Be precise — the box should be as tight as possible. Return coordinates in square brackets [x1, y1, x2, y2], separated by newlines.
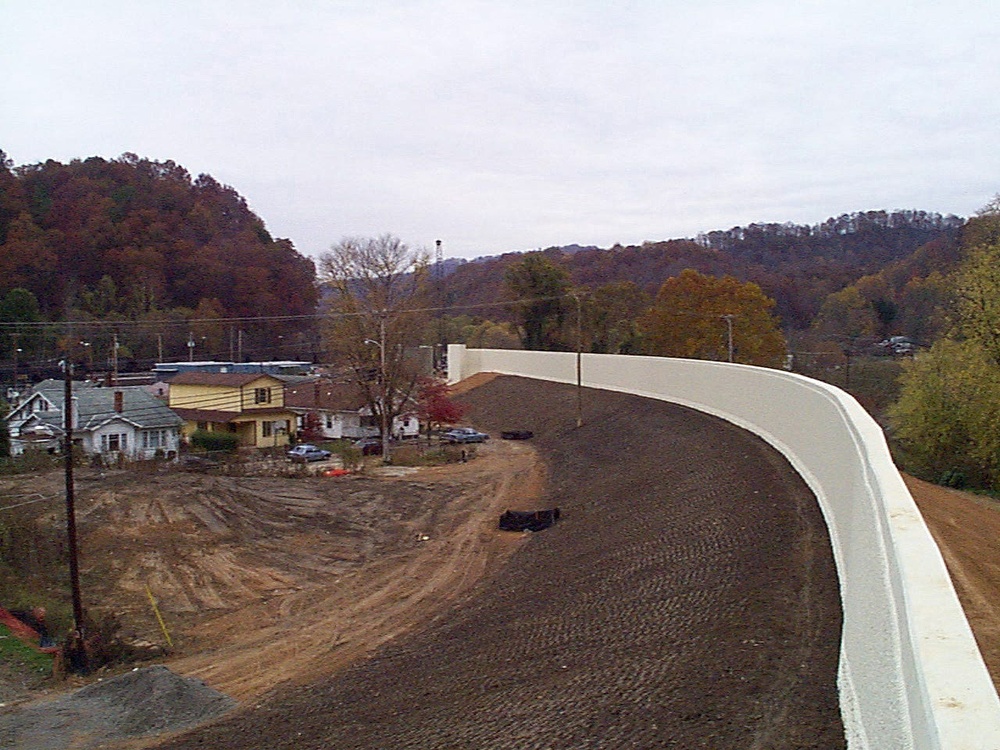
[448, 345, 1000, 750]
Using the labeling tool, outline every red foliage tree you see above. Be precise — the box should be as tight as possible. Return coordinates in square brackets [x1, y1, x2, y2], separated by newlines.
[297, 412, 324, 442]
[416, 378, 467, 435]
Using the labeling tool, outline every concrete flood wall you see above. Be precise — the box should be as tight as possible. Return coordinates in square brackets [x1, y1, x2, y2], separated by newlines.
[448, 345, 1000, 750]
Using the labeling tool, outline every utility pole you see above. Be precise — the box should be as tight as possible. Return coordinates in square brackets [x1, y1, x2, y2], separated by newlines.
[573, 292, 583, 428]
[63, 361, 85, 638]
[11, 332, 21, 390]
[366, 313, 391, 463]
[111, 332, 119, 385]
[187, 332, 195, 362]
[722, 315, 735, 363]
[435, 239, 445, 373]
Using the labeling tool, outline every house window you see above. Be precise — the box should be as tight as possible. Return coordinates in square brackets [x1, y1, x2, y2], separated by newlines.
[143, 430, 168, 449]
[197, 421, 208, 431]
[254, 387, 272, 404]
[101, 433, 127, 452]
[326, 415, 334, 429]
[262, 421, 273, 438]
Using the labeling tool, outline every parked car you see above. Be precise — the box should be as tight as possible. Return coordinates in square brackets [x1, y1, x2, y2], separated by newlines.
[287, 444, 332, 462]
[442, 427, 489, 444]
[353, 437, 383, 455]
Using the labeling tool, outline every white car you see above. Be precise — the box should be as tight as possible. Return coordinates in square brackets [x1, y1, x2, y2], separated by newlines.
[287, 444, 332, 462]
[442, 427, 489, 444]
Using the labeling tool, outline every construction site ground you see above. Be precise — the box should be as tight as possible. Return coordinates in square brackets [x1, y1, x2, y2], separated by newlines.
[1, 374, 998, 749]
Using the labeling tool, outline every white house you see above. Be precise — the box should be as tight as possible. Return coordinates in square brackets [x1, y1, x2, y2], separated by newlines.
[6, 380, 183, 461]
[282, 377, 420, 441]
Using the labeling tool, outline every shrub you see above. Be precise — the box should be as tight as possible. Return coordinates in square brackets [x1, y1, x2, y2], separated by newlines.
[330, 440, 362, 471]
[189, 429, 240, 454]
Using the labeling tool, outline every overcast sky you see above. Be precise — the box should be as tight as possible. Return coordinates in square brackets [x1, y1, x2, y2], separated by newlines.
[4, 1, 998, 261]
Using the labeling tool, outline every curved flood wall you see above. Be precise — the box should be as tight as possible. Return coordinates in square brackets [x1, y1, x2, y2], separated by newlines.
[448, 345, 1000, 750]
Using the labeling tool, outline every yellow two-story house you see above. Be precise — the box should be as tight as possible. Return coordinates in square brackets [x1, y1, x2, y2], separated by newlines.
[167, 372, 295, 448]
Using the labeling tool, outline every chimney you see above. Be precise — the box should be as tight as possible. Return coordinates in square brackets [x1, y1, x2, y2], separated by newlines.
[114, 391, 123, 414]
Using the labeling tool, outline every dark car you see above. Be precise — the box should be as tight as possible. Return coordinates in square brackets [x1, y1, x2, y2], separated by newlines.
[353, 437, 383, 455]
[442, 427, 489, 444]
[287, 444, 332, 462]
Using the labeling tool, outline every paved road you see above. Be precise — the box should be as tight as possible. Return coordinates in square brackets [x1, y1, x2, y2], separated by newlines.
[160, 376, 844, 749]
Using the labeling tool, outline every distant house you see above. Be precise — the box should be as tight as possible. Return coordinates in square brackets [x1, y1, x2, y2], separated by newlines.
[5, 380, 183, 460]
[167, 372, 295, 448]
[283, 377, 421, 441]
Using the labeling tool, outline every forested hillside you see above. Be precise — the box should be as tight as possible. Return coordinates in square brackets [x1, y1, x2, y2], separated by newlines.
[0, 151, 317, 362]
[0, 149, 972, 372]
[438, 211, 964, 331]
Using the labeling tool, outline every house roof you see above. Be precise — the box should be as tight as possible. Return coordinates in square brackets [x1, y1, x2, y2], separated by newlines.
[283, 378, 367, 412]
[7, 384, 182, 435]
[169, 372, 281, 387]
[76, 387, 183, 431]
[173, 407, 295, 423]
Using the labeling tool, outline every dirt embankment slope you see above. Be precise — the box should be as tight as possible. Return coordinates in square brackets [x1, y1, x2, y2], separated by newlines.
[905, 474, 1000, 693]
[158, 375, 847, 750]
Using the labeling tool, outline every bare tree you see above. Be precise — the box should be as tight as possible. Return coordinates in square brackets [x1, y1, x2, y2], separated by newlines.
[318, 235, 430, 461]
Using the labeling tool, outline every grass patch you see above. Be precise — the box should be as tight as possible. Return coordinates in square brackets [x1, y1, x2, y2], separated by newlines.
[0, 624, 53, 677]
[390, 443, 475, 466]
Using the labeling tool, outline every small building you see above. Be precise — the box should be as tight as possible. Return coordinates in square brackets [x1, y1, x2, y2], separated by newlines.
[5, 380, 183, 460]
[167, 372, 296, 448]
[153, 360, 311, 380]
[283, 377, 421, 441]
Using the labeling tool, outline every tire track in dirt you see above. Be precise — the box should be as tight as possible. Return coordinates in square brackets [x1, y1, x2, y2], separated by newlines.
[165, 440, 545, 702]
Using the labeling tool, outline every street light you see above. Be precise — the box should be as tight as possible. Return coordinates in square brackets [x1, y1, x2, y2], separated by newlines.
[13, 347, 23, 391]
[721, 314, 735, 363]
[364, 314, 390, 462]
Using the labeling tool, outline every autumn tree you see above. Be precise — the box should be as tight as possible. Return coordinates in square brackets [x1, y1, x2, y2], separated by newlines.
[811, 286, 880, 352]
[0, 287, 43, 359]
[504, 252, 571, 350]
[585, 281, 649, 354]
[889, 200, 1000, 488]
[319, 235, 430, 460]
[416, 377, 468, 435]
[889, 339, 1000, 487]
[638, 269, 786, 367]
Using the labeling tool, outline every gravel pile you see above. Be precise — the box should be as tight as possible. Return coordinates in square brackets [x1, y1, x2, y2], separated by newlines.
[0, 664, 235, 750]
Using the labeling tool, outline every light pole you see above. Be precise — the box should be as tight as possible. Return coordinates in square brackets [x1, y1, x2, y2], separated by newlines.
[572, 292, 583, 427]
[13, 346, 22, 392]
[187, 333, 195, 362]
[722, 314, 735, 363]
[80, 341, 92, 372]
[365, 314, 390, 463]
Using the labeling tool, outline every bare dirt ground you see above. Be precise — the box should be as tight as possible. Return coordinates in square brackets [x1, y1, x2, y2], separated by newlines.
[2, 373, 998, 749]
[153, 375, 846, 749]
[905, 474, 1000, 694]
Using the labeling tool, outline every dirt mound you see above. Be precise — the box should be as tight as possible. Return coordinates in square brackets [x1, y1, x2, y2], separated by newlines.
[0, 665, 235, 749]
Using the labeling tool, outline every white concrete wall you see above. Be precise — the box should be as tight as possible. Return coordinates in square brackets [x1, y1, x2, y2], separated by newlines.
[449, 345, 1000, 750]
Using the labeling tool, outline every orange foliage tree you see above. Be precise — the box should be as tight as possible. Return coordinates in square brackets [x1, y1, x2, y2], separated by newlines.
[639, 269, 786, 367]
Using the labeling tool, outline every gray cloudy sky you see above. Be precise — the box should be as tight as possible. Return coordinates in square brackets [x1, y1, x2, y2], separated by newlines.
[3, 1, 998, 260]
